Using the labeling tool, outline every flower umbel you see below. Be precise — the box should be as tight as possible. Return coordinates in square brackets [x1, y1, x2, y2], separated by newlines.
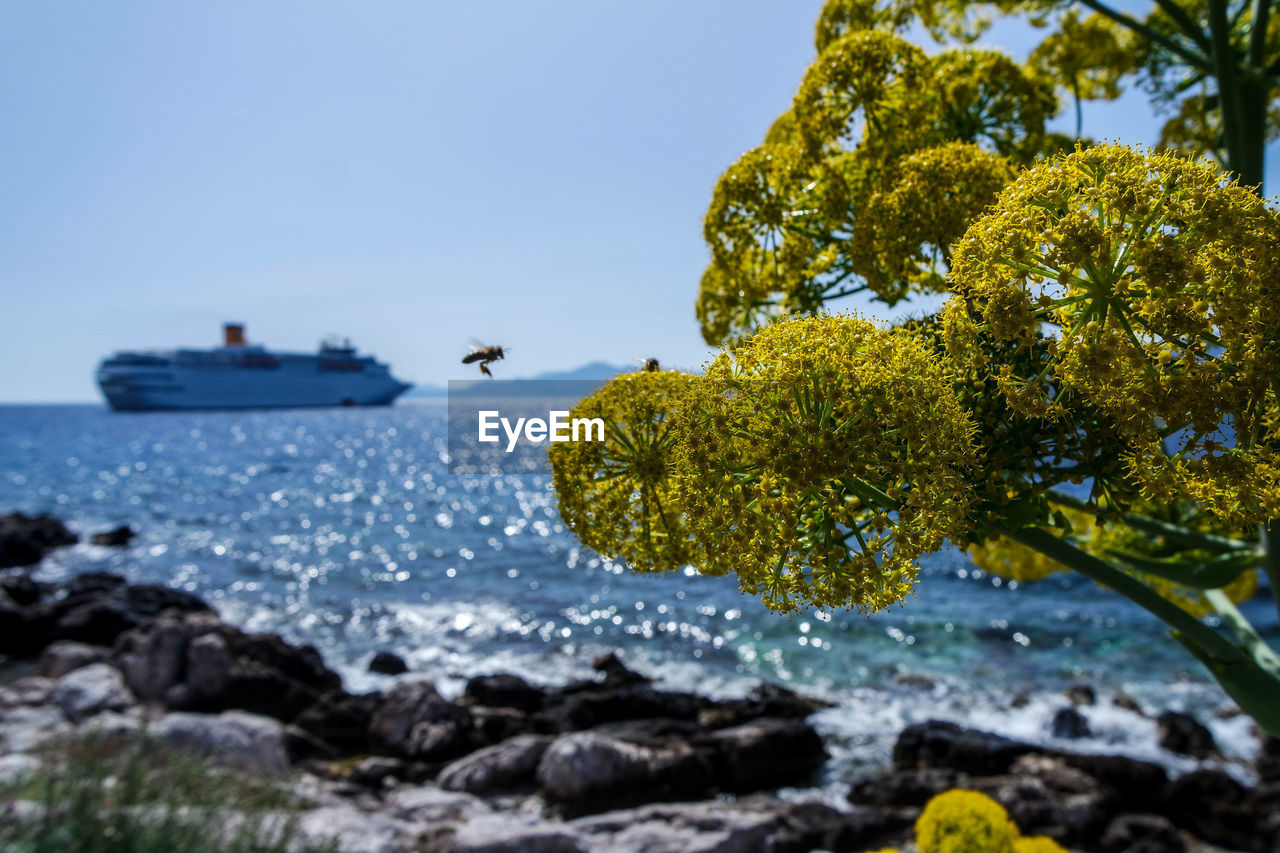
[674, 314, 979, 613]
[550, 371, 696, 574]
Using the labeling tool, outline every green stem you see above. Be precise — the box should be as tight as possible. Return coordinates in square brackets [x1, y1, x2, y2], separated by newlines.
[1003, 525, 1242, 660]
[1262, 521, 1280, 618]
[1204, 588, 1280, 678]
[1044, 490, 1252, 553]
[1073, 0, 1211, 71]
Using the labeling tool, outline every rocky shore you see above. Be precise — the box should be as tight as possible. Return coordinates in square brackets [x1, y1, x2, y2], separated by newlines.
[1, 512, 1278, 852]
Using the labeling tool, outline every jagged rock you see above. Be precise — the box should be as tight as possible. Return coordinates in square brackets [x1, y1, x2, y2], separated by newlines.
[369, 680, 475, 761]
[0, 512, 77, 568]
[1102, 814, 1187, 853]
[438, 734, 553, 794]
[591, 651, 652, 686]
[51, 662, 135, 721]
[57, 582, 208, 646]
[535, 731, 712, 815]
[697, 717, 827, 792]
[151, 710, 289, 770]
[463, 673, 546, 712]
[1156, 711, 1216, 758]
[38, 640, 110, 679]
[89, 525, 134, 547]
[1052, 706, 1091, 739]
[369, 650, 408, 675]
[113, 609, 342, 721]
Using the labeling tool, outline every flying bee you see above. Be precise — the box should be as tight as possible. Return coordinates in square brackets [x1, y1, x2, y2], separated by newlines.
[462, 344, 506, 378]
[640, 358, 660, 372]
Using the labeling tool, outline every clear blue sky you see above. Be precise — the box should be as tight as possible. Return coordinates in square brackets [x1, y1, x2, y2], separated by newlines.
[1, 1, 1275, 402]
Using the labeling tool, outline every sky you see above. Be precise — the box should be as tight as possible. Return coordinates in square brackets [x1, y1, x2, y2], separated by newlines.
[1, 1, 1276, 402]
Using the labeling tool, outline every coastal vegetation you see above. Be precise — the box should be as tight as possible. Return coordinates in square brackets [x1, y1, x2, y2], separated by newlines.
[549, 0, 1280, 737]
[0, 730, 331, 853]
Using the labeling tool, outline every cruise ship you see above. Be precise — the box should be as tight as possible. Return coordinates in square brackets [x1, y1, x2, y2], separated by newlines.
[96, 323, 413, 411]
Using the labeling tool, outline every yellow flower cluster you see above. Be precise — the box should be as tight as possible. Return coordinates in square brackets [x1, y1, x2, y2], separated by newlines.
[946, 144, 1280, 525]
[793, 30, 928, 157]
[916, 789, 1019, 853]
[672, 314, 980, 613]
[862, 142, 1015, 297]
[549, 371, 696, 574]
[915, 789, 1068, 853]
[917, 50, 1055, 162]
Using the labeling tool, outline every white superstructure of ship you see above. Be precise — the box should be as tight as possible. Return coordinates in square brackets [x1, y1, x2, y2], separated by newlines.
[96, 323, 412, 411]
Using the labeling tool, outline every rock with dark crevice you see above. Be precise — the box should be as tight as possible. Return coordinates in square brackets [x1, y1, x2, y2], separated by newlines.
[112, 608, 343, 722]
[369, 680, 477, 761]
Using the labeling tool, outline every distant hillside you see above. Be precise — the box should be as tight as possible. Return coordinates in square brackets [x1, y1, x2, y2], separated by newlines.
[406, 361, 629, 397]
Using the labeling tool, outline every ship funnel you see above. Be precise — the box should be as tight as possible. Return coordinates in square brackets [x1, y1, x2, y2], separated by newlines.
[224, 323, 247, 346]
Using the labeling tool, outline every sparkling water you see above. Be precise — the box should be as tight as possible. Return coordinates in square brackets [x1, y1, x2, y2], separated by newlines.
[1, 401, 1271, 791]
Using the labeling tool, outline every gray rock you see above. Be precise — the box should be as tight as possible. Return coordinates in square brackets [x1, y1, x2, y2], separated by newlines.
[442, 814, 588, 853]
[291, 804, 426, 853]
[185, 631, 233, 699]
[51, 662, 135, 721]
[39, 640, 110, 679]
[572, 799, 855, 853]
[369, 680, 474, 760]
[0, 705, 68, 752]
[698, 717, 826, 791]
[151, 710, 289, 770]
[0, 753, 40, 783]
[439, 734, 552, 794]
[1101, 813, 1187, 853]
[0, 676, 55, 708]
[385, 785, 492, 824]
[535, 731, 710, 815]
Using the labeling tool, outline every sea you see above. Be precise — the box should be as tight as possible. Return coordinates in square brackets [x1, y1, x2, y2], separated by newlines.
[2, 401, 1274, 797]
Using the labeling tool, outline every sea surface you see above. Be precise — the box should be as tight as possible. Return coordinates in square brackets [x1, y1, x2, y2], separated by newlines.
[2, 401, 1275, 795]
